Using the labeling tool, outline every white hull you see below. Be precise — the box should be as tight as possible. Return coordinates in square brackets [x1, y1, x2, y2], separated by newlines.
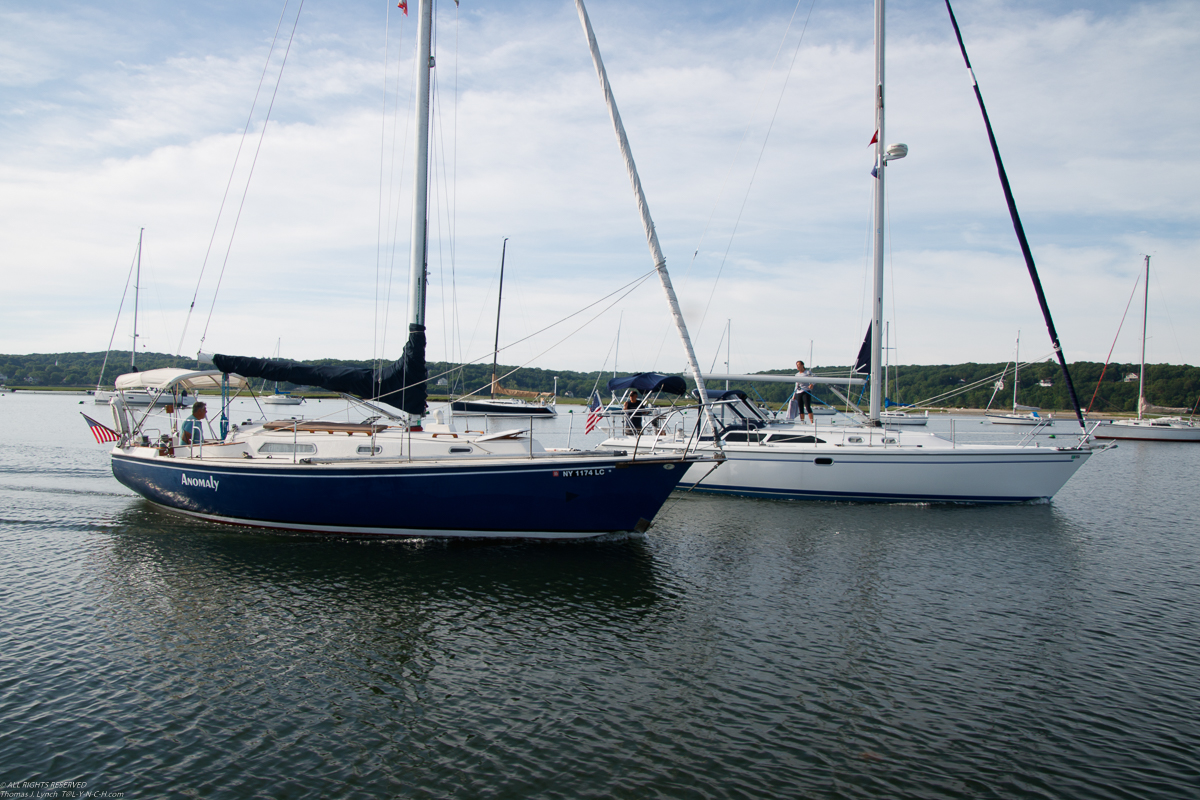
[100, 389, 191, 408]
[880, 411, 928, 426]
[1092, 419, 1200, 442]
[602, 424, 1092, 503]
[263, 394, 304, 405]
[986, 413, 1047, 426]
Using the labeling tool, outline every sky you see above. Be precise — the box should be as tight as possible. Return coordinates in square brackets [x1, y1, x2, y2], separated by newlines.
[2, 0, 1198, 376]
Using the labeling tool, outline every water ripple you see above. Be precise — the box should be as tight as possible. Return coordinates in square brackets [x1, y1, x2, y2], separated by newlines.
[2, 396, 1199, 798]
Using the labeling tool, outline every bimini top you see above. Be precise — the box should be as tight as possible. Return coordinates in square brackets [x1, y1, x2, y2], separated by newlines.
[606, 372, 689, 396]
[115, 369, 250, 393]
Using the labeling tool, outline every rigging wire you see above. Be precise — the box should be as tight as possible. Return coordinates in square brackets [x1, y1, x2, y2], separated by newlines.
[687, 0, 819, 350]
[371, 268, 658, 405]
[196, 0, 306, 355]
[450, 1, 462, 384]
[885, 171, 898, 400]
[376, 1, 409, 391]
[423, 270, 656, 404]
[177, 0, 294, 357]
[375, 1, 418, 394]
[706, 320, 730, 374]
[649, 0, 815, 371]
[1086, 270, 1142, 412]
[97, 236, 142, 389]
[1149, 257, 1185, 364]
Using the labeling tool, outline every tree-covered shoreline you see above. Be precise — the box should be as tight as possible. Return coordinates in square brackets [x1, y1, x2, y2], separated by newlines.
[2, 351, 1196, 414]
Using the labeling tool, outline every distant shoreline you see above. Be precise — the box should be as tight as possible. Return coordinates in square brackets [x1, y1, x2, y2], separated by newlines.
[3, 386, 1155, 419]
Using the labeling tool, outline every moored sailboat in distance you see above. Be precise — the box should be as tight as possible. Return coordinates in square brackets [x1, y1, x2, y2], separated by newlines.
[95, 229, 191, 409]
[593, 0, 1098, 502]
[101, 0, 712, 539]
[261, 340, 304, 405]
[450, 239, 557, 418]
[986, 332, 1050, 426]
[1093, 256, 1200, 442]
[880, 322, 928, 426]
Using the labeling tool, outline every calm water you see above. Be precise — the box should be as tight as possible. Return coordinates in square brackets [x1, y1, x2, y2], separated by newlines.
[2, 393, 1198, 799]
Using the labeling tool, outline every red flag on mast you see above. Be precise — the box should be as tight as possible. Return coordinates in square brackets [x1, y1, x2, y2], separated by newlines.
[868, 130, 878, 146]
[398, 1, 408, 15]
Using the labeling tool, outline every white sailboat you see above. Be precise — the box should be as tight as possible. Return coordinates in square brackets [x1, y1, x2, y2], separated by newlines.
[95, 230, 191, 409]
[880, 322, 928, 425]
[1093, 256, 1200, 442]
[985, 332, 1049, 426]
[261, 340, 304, 406]
[594, 0, 1097, 503]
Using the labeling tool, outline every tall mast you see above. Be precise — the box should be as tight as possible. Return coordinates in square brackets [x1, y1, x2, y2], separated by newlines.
[725, 320, 731, 392]
[574, 0, 713, 417]
[132, 228, 143, 371]
[1013, 331, 1019, 412]
[407, 0, 433, 331]
[869, 0, 886, 423]
[491, 238, 508, 399]
[1137, 255, 1149, 420]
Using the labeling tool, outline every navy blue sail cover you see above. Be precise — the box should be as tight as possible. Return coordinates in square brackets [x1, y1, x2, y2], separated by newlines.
[607, 372, 688, 396]
[853, 326, 872, 374]
[213, 323, 427, 415]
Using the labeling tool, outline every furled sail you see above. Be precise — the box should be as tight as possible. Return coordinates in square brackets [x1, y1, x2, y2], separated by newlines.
[853, 327, 872, 375]
[213, 323, 427, 415]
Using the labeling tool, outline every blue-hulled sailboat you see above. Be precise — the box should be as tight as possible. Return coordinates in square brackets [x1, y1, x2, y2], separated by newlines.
[104, 0, 711, 539]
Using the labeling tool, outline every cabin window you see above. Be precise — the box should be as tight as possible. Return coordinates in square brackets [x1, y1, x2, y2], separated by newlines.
[257, 442, 317, 455]
[722, 432, 765, 443]
[357, 445, 382, 455]
[449, 446, 473, 454]
[814, 457, 833, 466]
[766, 434, 825, 444]
[882, 437, 897, 444]
[847, 436, 863, 444]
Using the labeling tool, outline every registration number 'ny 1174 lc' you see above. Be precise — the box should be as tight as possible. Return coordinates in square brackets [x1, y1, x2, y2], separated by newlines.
[552, 468, 612, 478]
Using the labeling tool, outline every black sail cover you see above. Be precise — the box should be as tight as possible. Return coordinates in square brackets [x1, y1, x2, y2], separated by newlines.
[853, 326, 872, 375]
[213, 324, 427, 416]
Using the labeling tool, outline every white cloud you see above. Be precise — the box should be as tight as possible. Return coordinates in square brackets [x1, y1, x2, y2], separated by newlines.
[1, 0, 1198, 376]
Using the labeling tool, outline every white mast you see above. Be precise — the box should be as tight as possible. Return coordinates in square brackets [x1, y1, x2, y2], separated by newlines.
[869, 0, 906, 423]
[1137, 255, 1150, 420]
[1013, 331, 1020, 413]
[132, 228, 143, 371]
[574, 0, 713, 413]
[408, 0, 433, 331]
[869, 0, 886, 423]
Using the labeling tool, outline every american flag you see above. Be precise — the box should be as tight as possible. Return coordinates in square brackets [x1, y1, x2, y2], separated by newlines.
[585, 391, 603, 434]
[81, 413, 120, 444]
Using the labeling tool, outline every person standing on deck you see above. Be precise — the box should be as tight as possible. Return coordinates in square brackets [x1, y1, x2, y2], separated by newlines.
[786, 361, 815, 424]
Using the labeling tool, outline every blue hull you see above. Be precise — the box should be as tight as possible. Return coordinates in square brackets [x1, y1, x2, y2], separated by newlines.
[111, 453, 690, 538]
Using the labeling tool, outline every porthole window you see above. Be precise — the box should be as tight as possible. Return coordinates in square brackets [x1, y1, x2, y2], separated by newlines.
[449, 446, 473, 454]
[847, 436, 863, 444]
[357, 445, 382, 455]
